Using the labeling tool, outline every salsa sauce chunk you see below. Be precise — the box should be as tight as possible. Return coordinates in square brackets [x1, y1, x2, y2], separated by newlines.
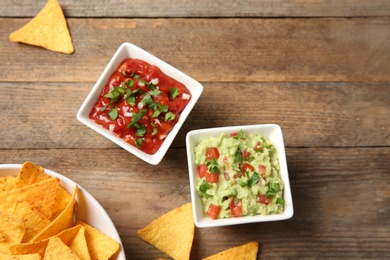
[90, 58, 191, 154]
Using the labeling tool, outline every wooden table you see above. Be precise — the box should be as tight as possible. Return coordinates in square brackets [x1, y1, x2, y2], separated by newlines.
[1, 0, 390, 258]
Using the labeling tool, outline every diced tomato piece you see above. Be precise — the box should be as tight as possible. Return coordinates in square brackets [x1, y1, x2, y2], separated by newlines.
[198, 164, 208, 178]
[206, 147, 220, 160]
[206, 204, 221, 219]
[233, 172, 242, 179]
[259, 165, 267, 176]
[241, 150, 251, 161]
[206, 172, 219, 183]
[241, 163, 255, 173]
[257, 194, 272, 205]
[198, 164, 218, 183]
[230, 132, 238, 137]
[223, 171, 230, 181]
[230, 198, 242, 217]
[254, 142, 263, 152]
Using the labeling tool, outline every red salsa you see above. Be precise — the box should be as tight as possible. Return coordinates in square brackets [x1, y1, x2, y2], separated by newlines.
[89, 58, 191, 154]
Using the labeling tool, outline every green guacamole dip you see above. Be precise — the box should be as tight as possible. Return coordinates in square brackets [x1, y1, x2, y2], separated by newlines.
[194, 130, 284, 219]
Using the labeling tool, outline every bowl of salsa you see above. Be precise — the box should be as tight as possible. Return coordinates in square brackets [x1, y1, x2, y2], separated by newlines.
[77, 42, 203, 165]
[186, 124, 293, 228]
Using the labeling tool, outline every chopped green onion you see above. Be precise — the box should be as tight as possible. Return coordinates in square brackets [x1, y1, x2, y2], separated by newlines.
[276, 198, 285, 204]
[238, 180, 247, 188]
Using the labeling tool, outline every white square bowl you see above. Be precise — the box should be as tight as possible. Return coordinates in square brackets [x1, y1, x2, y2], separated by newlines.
[77, 42, 203, 165]
[186, 124, 293, 228]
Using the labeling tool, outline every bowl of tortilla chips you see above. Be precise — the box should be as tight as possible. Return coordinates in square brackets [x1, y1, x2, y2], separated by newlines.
[0, 162, 125, 259]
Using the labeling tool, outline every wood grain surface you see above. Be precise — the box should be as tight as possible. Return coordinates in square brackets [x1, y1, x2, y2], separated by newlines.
[0, 0, 389, 259]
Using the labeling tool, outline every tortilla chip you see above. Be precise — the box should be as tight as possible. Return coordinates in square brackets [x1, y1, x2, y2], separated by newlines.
[15, 162, 50, 188]
[51, 185, 72, 221]
[43, 236, 80, 260]
[78, 221, 119, 260]
[11, 201, 51, 243]
[137, 203, 194, 260]
[9, 0, 74, 54]
[10, 225, 81, 257]
[0, 178, 59, 221]
[69, 226, 90, 260]
[202, 241, 259, 260]
[0, 253, 41, 260]
[30, 185, 77, 242]
[0, 176, 16, 191]
[0, 212, 25, 254]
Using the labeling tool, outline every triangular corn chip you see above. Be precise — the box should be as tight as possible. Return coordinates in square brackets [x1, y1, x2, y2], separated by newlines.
[30, 185, 78, 242]
[15, 161, 50, 188]
[43, 236, 80, 259]
[0, 212, 25, 254]
[78, 221, 119, 260]
[69, 225, 91, 260]
[137, 203, 194, 260]
[10, 225, 81, 257]
[9, 0, 74, 54]
[0, 178, 59, 220]
[202, 241, 259, 260]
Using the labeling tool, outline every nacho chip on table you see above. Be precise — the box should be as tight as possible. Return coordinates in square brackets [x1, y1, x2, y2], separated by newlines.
[202, 241, 259, 260]
[9, 0, 74, 54]
[137, 203, 194, 260]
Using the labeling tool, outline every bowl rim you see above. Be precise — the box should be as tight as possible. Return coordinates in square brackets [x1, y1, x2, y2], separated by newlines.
[186, 124, 294, 228]
[77, 42, 203, 165]
[0, 164, 126, 259]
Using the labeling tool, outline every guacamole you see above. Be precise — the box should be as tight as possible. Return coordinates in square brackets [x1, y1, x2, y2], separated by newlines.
[194, 130, 284, 219]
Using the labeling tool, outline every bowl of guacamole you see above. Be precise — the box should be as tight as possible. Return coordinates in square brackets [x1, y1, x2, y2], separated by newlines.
[186, 124, 293, 228]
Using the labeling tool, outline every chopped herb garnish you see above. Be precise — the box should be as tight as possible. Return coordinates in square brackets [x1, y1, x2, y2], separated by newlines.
[152, 103, 168, 118]
[276, 198, 285, 204]
[104, 88, 121, 104]
[127, 109, 146, 128]
[170, 88, 179, 99]
[135, 138, 143, 148]
[207, 158, 219, 173]
[199, 180, 213, 198]
[164, 112, 175, 122]
[238, 180, 247, 188]
[233, 130, 244, 140]
[108, 108, 118, 120]
[266, 182, 281, 198]
[234, 150, 243, 165]
[135, 125, 146, 137]
[126, 79, 134, 88]
[248, 172, 260, 187]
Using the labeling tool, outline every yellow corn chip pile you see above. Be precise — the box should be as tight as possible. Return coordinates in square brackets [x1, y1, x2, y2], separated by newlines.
[9, 0, 74, 54]
[0, 161, 120, 259]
